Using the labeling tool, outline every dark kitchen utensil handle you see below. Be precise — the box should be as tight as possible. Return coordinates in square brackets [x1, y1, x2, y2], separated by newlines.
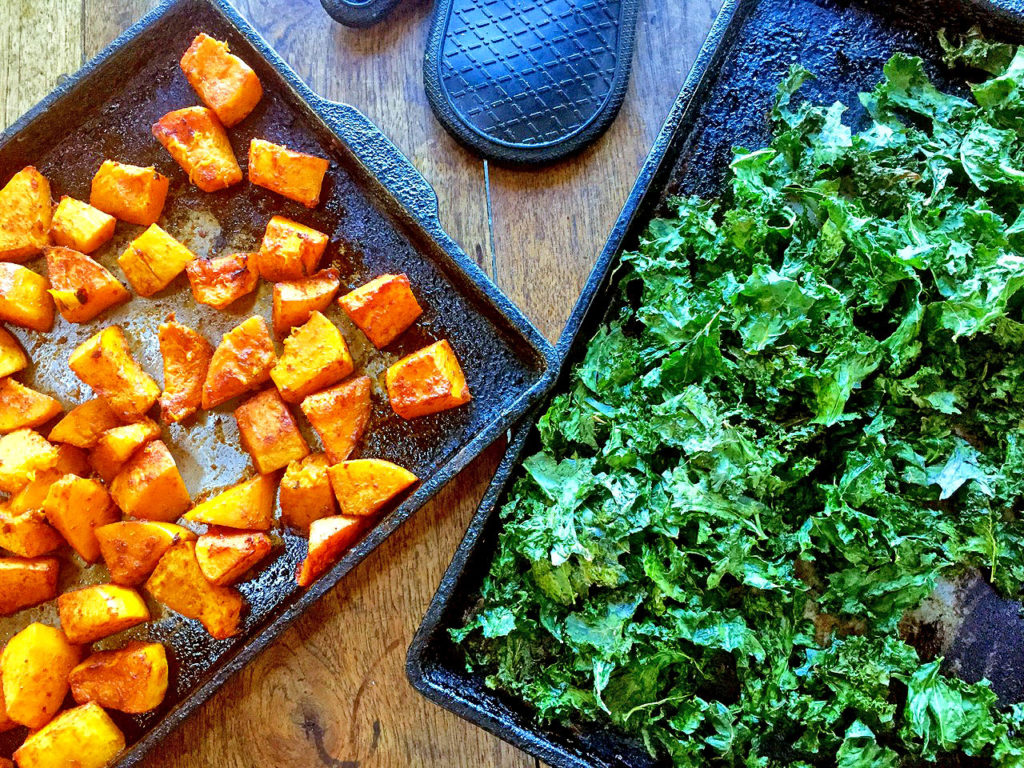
[319, 0, 402, 28]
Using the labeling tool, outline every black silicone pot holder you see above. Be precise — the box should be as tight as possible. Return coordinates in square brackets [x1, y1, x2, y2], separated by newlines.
[424, 0, 641, 166]
[320, 0, 403, 28]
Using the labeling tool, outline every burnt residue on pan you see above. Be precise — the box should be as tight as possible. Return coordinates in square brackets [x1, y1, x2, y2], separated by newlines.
[406, 1, 1024, 767]
[0, 0, 553, 763]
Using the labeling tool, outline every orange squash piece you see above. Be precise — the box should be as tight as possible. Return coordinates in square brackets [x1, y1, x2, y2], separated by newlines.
[50, 196, 117, 254]
[153, 106, 243, 193]
[272, 267, 340, 336]
[196, 530, 273, 586]
[385, 339, 471, 419]
[118, 224, 196, 297]
[183, 474, 276, 531]
[185, 252, 258, 309]
[0, 558, 59, 616]
[45, 246, 130, 323]
[158, 317, 213, 423]
[249, 138, 329, 208]
[96, 520, 196, 586]
[256, 215, 328, 282]
[0, 429, 58, 494]
[110, 440, 191, 523]
[69, 642, 169, 714]
[271, 311, 353, 403]
[338, 273, 423, 348]
[180, 33, 263, 127]
[234, 388, 309, 473]
[0, 507, 63, 558]
[300, 375, 371, 464]
[69, 325, 161, 420]
[0, 167, 51, 263]
[202, 315, 277, 409]
[57, 584, 150, 644]
[89, 417, 161, 482]
[13, 702, 125, 768]
[295, 515, 365, 587]
[90, 160, 168, 227]
[328, 459, 418, 517]
[0, 680, 16, 734]
[279, 453, 336, 532]
[0, 623, 80, 730]
[0, 379, 62, 434]
[0, 327, 27, 379]
[43, 475, 119, 562]
[0, 263, 54, 332]
[48, 398, 121, 448]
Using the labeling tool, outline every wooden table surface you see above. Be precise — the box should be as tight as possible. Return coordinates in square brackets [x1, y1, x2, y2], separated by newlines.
[0, 0, 720, 765]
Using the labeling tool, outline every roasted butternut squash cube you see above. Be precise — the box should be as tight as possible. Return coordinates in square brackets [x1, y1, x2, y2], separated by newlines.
[386, 339, 471, 419]
[0, 682, 16, 733]
[54, 442, 91, 477]
[12, 702, 124, 768]
[118, 224, 195, 297]
[185, 252, 258, 309]
[256, 215, 328, 282]
[45, 246, 130, 323]
[89, 417, 161, 482]
[51, 197, 116, 254]
[158, 318, 213, 424]
[296, 515, 364, 587]
[328, 459, 418, 517]
[300, 375, 371, 464]
[0, 623, 80, 729]
[180, 33, 263, 127]
[279, 453, 336, 532]
[3, 445, 88, 519]
[152, 106, 243, 193]
[0, 263, 54, 332]
[0, 379, 61, 434]
[0, 558, 59, 616]
[0, 508, 63, 558]
[272, 267, 340, 336]
[249, 139, 329, 208]
[109, 440, 191, 523]
[0, 327, 27, 379]
[234, 388, 309, 473]
[202, 315, 277, 409]
[146, 541, 243, 640]
[338, 273, 423, 349]
[69, 642, 168, 714]
[196, 530, 273, 586]
[69, 326, 160, 420]
[183, 474, 276, 531]
[90, 160, 168, 227]
[270, 311, 353, 404]
[0, 167, 51, 263]
[96, 520, 196, 587]
[48, 398, 121, 448]
[57, 584, 150, 644]
[0, 429, 58, 493]
[43, 475, 119, 562]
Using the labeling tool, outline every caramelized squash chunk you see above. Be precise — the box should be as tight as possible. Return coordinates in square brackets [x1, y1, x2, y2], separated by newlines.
[0, 327, 27, 379]
[183, 474, 276, 531]
[58, 584, 150, 644]
[109, 440, 191, 523]
[272, 267, 340, 336]
[279, 453, 336, 532]
[0, 263, 54, 332]
[202, 315, 277, 409]
[257, 215, 328, 282]
[300, 375, 371, 464]
[0, 379, 62, 434]
[0, 507, 63, 558]
[69, 325, 160, 420]
[196, 530, 273, 586]
[271, 311, 353, 403]
[89, 417, 161, 482]
[0, 429, 58, 493]
[96, 520, 197, 586]
[0, 167, 51, 262]
[90, 160, 168, 227]
[338, 273, 423, 349]
[158, 317, 213, 423]
[153, 106, 243, 192]
[1, 623, 80, 729]
[0, 558, 59, 616]
[118, 223, 195, 297]
[48, 398, 121, 448]
[50, 196, 116, 254]
[43, 475, 119, 562]
[186, 252, 258, 309]
[234, 388, 309, 473]
[146, 541, 243, 640]
[328, 459, 418, 517]
[296, 515, 364, 588]
[386, 339, 471, 419]
[180, 33, 263, 127]
[45, 246, 130, 323]
[69, 642, 169, 714]
[249, 138, 329, 208]
[0, 681, 16, 734]
[13, 702, 124, 768]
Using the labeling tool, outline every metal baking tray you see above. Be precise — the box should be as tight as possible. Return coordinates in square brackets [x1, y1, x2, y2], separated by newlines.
[0, 0, 556, 763]
[407, 0, 1024, 766]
